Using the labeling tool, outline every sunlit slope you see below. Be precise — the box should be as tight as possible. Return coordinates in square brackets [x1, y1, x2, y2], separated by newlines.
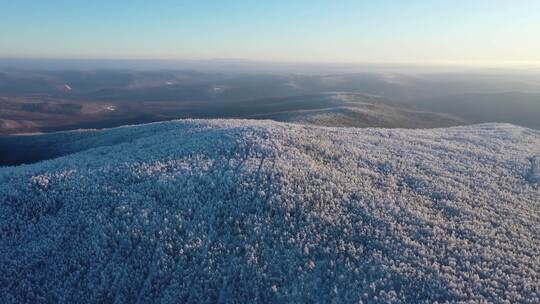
[1, 119, 539, 303]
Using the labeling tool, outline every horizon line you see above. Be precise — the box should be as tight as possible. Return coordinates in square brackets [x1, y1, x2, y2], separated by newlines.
[2, 56, 540, 69]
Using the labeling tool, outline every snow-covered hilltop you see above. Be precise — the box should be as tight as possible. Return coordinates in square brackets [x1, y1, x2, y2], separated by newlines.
[1, 119, 539, 303]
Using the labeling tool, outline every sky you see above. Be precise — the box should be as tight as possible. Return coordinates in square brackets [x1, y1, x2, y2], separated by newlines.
[1, 0, 540, 65]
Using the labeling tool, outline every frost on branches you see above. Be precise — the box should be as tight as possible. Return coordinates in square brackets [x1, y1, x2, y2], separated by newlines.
[1, 119, 539, 303]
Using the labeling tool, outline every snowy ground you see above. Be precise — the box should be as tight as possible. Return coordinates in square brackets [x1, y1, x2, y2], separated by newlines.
[1, 119, 539, 303]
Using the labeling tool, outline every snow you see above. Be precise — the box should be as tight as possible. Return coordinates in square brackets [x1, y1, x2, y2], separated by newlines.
[1, 119, 539, 303]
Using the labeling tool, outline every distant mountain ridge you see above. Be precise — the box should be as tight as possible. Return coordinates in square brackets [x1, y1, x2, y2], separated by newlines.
[2, 69, 540, 135]
[0, 92, 462, 136]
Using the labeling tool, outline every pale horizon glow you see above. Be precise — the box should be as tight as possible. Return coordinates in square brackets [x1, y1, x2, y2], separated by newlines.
[1, 1, 539, 65]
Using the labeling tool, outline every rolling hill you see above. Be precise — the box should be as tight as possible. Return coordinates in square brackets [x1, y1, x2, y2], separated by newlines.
[1, 119, 539, 303]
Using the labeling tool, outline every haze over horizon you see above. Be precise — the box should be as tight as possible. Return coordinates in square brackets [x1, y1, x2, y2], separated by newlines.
[2, 0, 540, 65]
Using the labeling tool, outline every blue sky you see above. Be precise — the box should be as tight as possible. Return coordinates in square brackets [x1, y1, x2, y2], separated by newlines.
[1, 0, 539, 64]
